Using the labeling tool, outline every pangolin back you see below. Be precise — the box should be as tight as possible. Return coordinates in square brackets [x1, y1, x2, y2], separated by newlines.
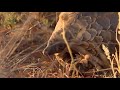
[43, 12, 119, 55]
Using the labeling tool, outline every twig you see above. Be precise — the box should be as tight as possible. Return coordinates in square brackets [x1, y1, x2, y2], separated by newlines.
[62, 21, 74, 70]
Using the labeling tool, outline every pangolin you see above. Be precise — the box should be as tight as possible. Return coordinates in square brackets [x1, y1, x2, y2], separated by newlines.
[43, 12, 118, 55]
[43, 12, 119, 70]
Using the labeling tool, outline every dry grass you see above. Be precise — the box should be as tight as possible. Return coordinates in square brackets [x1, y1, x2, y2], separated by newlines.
[0, 12, 120, 78]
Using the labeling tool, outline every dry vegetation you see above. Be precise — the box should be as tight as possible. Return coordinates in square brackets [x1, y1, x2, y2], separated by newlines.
[0, 12, 120, 78]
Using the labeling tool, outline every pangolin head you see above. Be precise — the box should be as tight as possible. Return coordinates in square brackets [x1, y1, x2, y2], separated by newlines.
[43, 12, 88, 55]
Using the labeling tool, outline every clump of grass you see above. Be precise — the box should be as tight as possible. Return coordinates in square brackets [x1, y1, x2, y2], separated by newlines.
[38, 12, 57, 28]
[102, 44, 117, 78]
[0, 12, 27, 29]
[0, 12, 57, 30]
